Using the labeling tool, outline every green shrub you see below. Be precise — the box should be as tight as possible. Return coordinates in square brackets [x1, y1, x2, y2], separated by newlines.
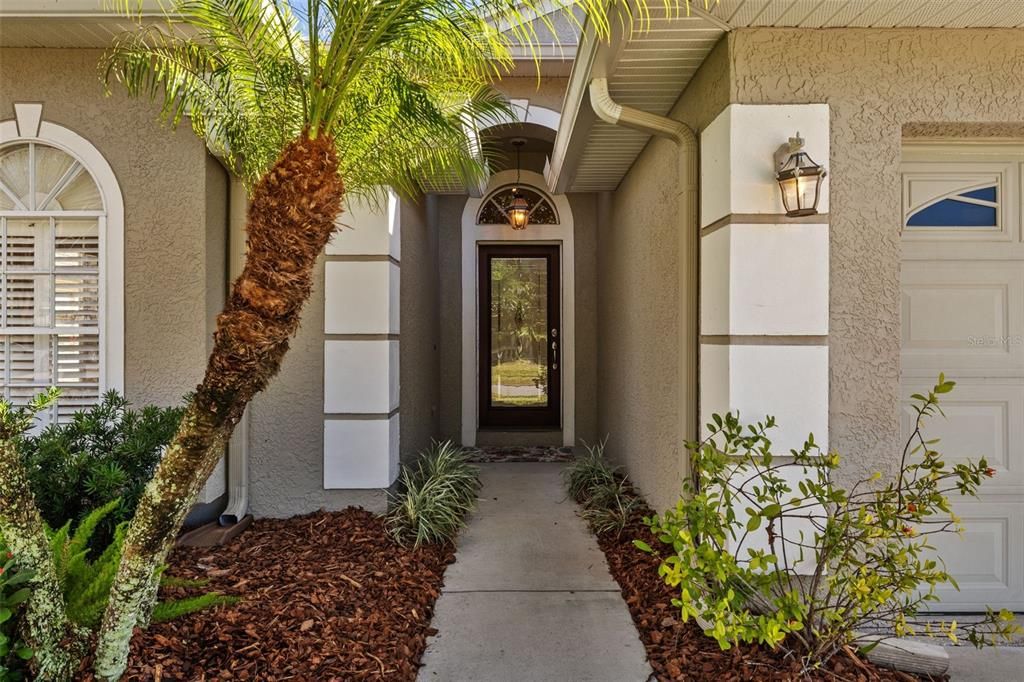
[385, 441, 480, 548]
[638, 375, 1021, 671]
[20, 391, 183, 551]
[563, 438, 618, 503]
[0, 543, 33, 681]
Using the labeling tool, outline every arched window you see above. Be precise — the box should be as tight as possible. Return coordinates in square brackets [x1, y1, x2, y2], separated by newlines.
[476, 184, 559, 226]
[0, 140, 105, 420]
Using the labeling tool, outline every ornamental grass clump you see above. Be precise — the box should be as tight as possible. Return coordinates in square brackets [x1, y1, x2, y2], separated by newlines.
[386, 441, 480, 548]
[638, 375, 1021, 672]
[579, 477, 644, 537]
[563, 438, 618, 503]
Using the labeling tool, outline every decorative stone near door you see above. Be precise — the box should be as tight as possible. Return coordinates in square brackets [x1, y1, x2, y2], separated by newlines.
[322, 192, 401, 489]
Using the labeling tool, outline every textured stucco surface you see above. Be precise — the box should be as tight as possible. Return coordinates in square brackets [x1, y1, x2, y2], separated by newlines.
[493, 78, 569, 113]
[729, 27, 1024, 481]
[0, 48, 226, 409]
[436, 195, 466, 443]
[597, 37, 730, 512]
[399, 195, 440, 462]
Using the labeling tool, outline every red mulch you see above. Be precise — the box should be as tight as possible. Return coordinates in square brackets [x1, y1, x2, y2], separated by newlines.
[84, 509, 453, 681]
[593, 503, 943, 682]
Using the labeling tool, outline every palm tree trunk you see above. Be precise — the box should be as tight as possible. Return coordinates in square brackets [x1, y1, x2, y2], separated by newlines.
[0, 439, 87, 680]
[93, 132, 343, 680]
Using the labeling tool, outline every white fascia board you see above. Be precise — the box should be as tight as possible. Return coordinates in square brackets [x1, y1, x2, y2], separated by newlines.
[545, 18, 606, 194]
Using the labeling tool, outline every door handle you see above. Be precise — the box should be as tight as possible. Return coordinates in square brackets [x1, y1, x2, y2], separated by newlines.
[551, 329, 558, 370]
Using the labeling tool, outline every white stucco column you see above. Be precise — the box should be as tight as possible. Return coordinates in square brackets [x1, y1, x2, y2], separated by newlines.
[699, 104, 830, 452]
[323, 191, 401, 489]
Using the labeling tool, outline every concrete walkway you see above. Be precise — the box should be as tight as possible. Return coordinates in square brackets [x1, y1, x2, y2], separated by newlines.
[418, 463, 652, 682]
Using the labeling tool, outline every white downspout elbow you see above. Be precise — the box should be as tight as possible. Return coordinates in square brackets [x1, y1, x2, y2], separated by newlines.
[588, 76, 700, 470]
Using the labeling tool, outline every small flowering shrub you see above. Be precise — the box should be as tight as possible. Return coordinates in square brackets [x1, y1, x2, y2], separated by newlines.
[0, 544, 33, 681]
[637, 375, 1020, 671]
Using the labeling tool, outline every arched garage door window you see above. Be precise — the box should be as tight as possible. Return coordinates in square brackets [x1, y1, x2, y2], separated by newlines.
[0, 137, 115, 421]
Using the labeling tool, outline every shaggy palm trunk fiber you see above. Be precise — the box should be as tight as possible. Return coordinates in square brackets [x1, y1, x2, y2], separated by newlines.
[93, 133, 343, 681]
[0, 440, 87, 679]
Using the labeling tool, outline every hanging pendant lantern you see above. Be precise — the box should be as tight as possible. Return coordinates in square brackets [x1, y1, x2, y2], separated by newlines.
[506, 138, 530, 230]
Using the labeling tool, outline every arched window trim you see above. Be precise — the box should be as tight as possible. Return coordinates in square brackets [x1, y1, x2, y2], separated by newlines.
[476, 183, 559, 226]
[0, 105, 124, 418]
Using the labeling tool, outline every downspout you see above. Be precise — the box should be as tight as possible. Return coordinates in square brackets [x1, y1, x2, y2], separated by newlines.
[589, 77, 700, 473]
[219, 176, 251, 525]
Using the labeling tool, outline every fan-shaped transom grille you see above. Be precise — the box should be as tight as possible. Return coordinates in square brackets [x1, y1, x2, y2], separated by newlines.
[477, 185, 558, 225]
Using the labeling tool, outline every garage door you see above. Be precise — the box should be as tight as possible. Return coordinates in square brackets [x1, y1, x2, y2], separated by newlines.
[901, 142, 1024, 611]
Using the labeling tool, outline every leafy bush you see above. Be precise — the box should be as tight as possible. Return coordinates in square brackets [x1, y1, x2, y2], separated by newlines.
[385, 441, 480, 547]
[638, 375, 1020, 671]
[20, 391, 183, 551]
[0, 544, 33, 681]
[563, 438, 617, 503]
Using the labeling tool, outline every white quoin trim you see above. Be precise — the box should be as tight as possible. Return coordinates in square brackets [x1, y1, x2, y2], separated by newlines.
[0, 105, 125, 394]
[460, 169, 575, 447]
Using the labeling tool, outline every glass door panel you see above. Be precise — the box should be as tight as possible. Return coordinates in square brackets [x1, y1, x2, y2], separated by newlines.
[479, 245, 560, 429]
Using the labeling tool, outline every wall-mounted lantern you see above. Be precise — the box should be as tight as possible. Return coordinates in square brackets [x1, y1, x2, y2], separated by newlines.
[775, 133, 826, 217]
[506, 138, 530, 230]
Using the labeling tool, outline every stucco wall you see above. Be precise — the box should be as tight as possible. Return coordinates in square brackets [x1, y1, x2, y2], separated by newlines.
[598, 37, 730, 512]
[399, 195, 441, 461]
[728, 27, 1024, 481]
[0, 48, 223, 409]
[493, 78, 569, 112]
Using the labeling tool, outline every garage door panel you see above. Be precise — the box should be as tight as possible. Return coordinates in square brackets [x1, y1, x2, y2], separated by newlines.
[925, 502, 1024, 610]
[901, 261, 1024, 373]
[900, 381, 1024, 488]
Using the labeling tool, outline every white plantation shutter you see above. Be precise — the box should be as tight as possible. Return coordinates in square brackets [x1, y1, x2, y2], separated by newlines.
[0, 141, 104, 422]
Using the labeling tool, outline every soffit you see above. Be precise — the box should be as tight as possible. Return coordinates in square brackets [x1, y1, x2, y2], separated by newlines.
[550, 0, 1024, 193]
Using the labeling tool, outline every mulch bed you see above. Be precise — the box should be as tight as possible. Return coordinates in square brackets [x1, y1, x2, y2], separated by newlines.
[592, 499, 943, 682]
[86, 509, 454, 681]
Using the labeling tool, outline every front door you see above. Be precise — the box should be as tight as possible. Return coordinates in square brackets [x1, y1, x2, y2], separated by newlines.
[479, 244, 561, 429]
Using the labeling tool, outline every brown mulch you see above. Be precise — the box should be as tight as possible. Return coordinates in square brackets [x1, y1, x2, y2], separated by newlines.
[593, 501, 942, 682]
[86, 509, 453, 681]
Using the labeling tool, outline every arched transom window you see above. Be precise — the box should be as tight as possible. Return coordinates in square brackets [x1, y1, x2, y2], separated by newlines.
[477, 184, 558, 225]
[0, 141, 103, 419]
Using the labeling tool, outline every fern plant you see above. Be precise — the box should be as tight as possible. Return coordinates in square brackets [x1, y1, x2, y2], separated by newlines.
[44, 501, 236, 630]
[386, 441, 481, 548]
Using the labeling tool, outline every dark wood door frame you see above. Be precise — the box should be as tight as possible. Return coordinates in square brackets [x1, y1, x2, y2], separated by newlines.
[478, 244, 561, 429]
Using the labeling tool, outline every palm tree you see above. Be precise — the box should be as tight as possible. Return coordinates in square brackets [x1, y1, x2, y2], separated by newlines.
[90, 1, 513, 677]
[0, 0, 691, 678]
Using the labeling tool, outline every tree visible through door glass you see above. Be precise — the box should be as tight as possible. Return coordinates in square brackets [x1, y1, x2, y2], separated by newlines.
[489, 257, 548, 407]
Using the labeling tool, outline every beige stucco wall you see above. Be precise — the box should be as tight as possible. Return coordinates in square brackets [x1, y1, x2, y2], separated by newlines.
[0, 48, 226, 409]
[493, 77, 569, 113]
[728, 27, 1024, 482]
[399, 195, 441, 462]
[598, 38, 730, 512]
